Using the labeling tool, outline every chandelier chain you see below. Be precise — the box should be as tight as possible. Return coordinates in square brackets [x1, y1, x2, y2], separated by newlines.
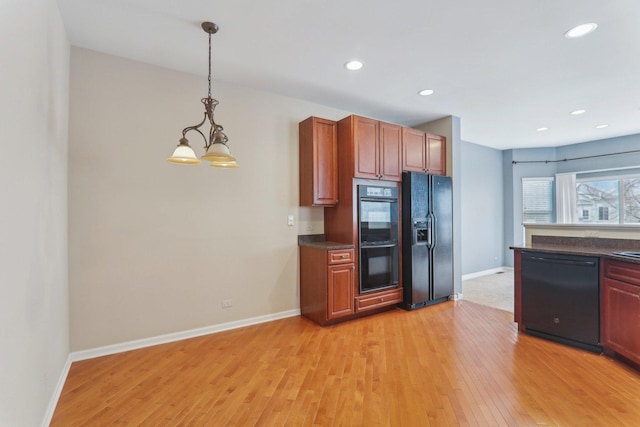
[208, 31, 212, 99]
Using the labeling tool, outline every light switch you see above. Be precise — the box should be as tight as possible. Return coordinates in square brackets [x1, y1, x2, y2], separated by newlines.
[287, 215, 295, 226]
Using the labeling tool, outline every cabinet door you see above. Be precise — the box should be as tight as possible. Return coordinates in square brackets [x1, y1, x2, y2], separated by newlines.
[426, 133, 446, 175]
[314, 119, 338, 204]
[602, 277, 640, 364]
[299, 117, 338, 206]
[328, 264, 355, 319]
[402, 127, 426, 172]
[379, 122, 402, 181]
[354, 116, 379, 179]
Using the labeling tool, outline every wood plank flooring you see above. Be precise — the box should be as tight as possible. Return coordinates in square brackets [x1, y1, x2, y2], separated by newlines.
[51, 301, 640, 426]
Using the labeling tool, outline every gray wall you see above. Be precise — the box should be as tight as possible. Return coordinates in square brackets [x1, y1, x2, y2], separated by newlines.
[503, 148, 557, 266]
[556, 133, 640, 174]
[460, 141, 504, 275]
[502, 133, 640, 267]
[502, 150, 516, 267]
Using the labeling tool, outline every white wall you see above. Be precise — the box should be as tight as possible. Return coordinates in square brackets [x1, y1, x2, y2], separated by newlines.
[68, 48, 349, 351]
[0, 0, 70, 425]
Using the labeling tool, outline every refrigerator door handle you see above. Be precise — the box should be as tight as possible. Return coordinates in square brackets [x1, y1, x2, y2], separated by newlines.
[426, 214, 434, 249]
[432, 212, 438, 249]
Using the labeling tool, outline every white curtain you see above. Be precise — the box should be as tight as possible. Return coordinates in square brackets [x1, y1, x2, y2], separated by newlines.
[556, 173, 577, 223]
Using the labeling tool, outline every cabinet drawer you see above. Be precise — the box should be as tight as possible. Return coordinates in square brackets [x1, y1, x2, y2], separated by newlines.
[328, 249, 354, 265]
[605, 260, 640, 287]
[355, 288, 402, 312]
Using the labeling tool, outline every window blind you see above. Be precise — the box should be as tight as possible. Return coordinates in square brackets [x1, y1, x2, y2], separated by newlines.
[522, 177, 554, 223]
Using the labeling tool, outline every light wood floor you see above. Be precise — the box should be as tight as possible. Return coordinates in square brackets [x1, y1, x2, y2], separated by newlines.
[51, 300, 640, 426]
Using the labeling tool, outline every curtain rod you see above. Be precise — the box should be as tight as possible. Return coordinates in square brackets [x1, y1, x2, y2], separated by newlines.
[511, 148, 640, 165]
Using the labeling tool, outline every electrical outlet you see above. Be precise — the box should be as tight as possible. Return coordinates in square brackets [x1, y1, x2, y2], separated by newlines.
[287, 215, 295, 226]
[221, 299, 233, 308]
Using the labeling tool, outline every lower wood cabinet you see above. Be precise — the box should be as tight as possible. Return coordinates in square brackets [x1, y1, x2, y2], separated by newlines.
[300, 244, 404, 325]
[300, 246, 355, 325]
[327, 256, 355, 319]
[602, 259, 640, 365]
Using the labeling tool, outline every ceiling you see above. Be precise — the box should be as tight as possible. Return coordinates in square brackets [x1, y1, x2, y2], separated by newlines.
[57, 0, 640, 150]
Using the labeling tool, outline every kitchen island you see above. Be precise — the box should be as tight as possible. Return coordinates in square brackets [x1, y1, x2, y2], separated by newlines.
[511, 235, 640, 368]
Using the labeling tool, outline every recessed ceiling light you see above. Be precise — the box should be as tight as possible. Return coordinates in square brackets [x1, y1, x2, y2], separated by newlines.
[537, 127, 548, 132]
[596, 124, 609, 129]
[564, 23, 598, 39]
[344, 60, 364, 71]
[571, 109, 586, 115]
[418, 89, 435, 96]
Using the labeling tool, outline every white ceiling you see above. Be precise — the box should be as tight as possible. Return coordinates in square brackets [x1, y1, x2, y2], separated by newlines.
[57, 0, 640, 150]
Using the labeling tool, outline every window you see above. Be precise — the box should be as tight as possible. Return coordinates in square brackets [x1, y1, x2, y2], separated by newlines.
[623, 178, 640, 223]
[575, 169, 640, 225]
[598, 206, 609, 221]
[522, 177, 554, 223]
[576, 179, 618, 223]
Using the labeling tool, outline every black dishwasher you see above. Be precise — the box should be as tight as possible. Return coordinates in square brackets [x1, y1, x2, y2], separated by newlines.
[521, 251, 601, 353]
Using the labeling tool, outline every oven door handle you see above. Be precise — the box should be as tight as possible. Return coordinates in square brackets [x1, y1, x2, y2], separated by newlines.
[361, 243, 398, 249]
[359, 197, 398, 203]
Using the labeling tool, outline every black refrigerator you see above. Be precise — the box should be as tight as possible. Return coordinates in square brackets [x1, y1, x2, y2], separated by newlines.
[400, 172, 453, 310]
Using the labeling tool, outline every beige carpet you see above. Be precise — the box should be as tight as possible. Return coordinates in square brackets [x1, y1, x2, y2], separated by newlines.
[461, 270, 514, 313]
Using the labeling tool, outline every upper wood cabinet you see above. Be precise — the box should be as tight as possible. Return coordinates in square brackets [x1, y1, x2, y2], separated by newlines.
[379, 121, 403, 181]
[299, 117, 338, 206]
[338, 115, 402, 182]
[426, 133, 446, 175]
[402, 128, 446, 176]
[402, 128, 426, 172]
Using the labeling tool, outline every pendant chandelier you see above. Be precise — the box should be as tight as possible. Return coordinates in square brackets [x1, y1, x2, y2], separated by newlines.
[168, 22, 238, 168]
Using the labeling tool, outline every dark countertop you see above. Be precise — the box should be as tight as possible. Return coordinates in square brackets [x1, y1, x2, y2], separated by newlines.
[298, 234, 355, 250]
[510, 236, 640, 264]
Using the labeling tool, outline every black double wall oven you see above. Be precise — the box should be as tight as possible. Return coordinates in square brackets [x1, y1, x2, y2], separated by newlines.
[358, 185, 399, 294]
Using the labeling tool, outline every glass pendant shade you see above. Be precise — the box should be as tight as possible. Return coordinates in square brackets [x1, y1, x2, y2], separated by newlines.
[201, 142, 236, 162]
[167, 140, 201, 164]
[209, 159, 240, 168]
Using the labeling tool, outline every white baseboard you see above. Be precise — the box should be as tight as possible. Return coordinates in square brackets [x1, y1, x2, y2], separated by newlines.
[70, 308, 301, 362]
[41, 354, 72, 427]
[41, 308, 300, 425]
[462, 266, 513, 281]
